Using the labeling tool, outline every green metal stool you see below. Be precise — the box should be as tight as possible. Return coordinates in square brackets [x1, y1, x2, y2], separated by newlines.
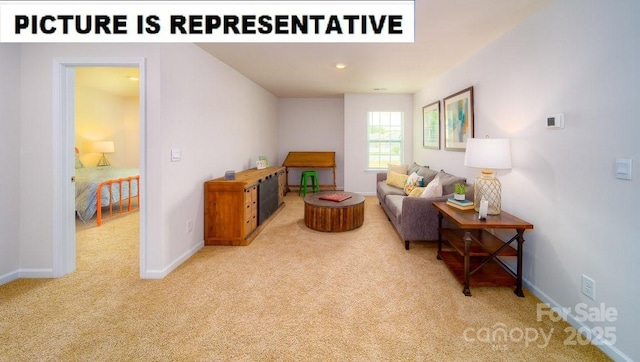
[299, 170, 320, 197]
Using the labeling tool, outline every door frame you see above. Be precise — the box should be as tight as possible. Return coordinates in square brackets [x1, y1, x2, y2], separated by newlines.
[52, 57, 147, 277]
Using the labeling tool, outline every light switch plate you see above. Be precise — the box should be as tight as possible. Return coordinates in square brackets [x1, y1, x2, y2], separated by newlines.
[615, 158, 632, 180]
[171, 148, 181, 162]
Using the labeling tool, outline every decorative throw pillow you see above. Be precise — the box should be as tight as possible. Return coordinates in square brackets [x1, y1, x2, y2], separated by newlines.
[387, 164, 408, 181]
[406, 172, 423, 186]
[420, 176, 443, 198]
[404, 172, 424, 195]
[408, 187, 426, 197]
[386, 170, 409, 189]
[75, 149, 84, 169]
[404, 184, 414, 195]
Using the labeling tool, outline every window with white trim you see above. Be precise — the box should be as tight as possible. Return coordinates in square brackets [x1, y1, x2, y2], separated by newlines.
[367, 111, 404, 169]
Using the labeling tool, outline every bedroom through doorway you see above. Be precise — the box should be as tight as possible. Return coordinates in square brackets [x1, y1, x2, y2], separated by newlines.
[73, 66, 140, 272]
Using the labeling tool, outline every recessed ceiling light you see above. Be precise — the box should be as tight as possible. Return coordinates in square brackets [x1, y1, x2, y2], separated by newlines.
[335, 63, 347, 70]
[127, 76, 139, 81]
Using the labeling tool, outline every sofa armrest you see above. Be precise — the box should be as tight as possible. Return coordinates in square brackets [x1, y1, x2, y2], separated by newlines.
[377, 172, 387, 183]
[399, 196, 450, 242]
[398, 189, 474, 242]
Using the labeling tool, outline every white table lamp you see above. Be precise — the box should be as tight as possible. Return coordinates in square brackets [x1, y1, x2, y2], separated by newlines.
[463, 137, 511, 215]
[93, 141, 114, 167]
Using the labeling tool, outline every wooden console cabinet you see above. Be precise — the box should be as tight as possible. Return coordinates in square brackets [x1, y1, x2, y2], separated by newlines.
[204, 166, 286, 246]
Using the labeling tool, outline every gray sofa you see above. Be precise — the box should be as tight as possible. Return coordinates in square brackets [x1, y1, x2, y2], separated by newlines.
[376, 163, 474, 250]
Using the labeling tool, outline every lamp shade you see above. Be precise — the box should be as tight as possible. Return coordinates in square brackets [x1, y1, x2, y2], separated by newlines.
[92, 141, 114, 154]
[464, 138, 511, 170]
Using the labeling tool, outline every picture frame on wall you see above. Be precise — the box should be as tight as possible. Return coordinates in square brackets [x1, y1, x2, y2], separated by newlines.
[422, 101, 440, 150]
[443, 86, 474, 151]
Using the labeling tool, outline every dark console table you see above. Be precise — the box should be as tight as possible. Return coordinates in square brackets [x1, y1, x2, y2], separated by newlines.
[433, 201, 534, 297]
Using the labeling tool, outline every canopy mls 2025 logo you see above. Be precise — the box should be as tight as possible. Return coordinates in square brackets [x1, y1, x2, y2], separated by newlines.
[0, 1, 415, 43]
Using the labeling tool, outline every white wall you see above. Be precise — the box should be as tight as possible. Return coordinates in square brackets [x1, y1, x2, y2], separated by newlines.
[158, 44, 278, 268]
[344, 93, 413, 194]
[0, 44, 21, 284]
[13, 43, 278, 279]
[123, 97, 140, 168]
[75, 85, 139, 168]
[278, 98, 344, 189]
[413, 0, 639, 360]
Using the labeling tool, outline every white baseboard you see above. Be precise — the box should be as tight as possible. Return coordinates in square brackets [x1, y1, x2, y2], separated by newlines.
[523, 278, 633, 362]
[141, 241, 203, 279]
[20, 268, 55, 278]
[2, 242, 205, 284]
[0, 268, 57, 286]
[0, 270, 20, 286]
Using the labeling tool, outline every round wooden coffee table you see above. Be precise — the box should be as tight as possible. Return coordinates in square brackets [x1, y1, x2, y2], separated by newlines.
[303, 192, 365, 232]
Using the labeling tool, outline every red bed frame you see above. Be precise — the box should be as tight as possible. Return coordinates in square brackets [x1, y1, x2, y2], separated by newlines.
[95, 175, 140, 226]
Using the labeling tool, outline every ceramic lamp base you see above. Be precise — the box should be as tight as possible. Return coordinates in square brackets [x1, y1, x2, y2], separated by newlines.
[473, 171, 502, 215]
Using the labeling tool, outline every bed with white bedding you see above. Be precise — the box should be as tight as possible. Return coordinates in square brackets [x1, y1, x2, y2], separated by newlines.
[75, 166, 140, 225]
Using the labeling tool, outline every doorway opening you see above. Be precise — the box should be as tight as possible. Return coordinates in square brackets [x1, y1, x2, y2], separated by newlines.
[74, 67, 140, 272]
[53, 58, 147, 278]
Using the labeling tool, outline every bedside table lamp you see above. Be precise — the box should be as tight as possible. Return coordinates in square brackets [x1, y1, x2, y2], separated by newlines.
[93, 141, 114, 167]
[463, 137, 511, 215]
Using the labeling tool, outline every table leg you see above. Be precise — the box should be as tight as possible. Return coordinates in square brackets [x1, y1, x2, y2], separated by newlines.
[436, 212, 443, 260]
[333, 166, 337, 190]
[463, 231, 472, 297]
[514, 229, 525, 297]
[285, 167, 291, 193]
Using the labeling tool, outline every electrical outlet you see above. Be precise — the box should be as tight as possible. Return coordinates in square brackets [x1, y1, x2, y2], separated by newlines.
[187, 219, 194, 234]
[582, 275, 596, 300]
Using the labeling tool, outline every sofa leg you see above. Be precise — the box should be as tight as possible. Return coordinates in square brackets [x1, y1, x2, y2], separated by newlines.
[405, 240, 410, 250]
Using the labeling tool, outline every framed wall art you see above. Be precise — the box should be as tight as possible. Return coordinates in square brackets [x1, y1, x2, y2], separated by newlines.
[443, 86, 474, 151]
[422, 101, 440, 149]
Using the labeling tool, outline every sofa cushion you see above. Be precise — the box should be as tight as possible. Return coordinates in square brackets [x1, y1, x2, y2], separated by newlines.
[385, 195, 405, 223]
[387, 171, 408, 189]
[437, 170, 467, 195]
[406, 162, 439, 185]
[417, 167, 439, 185]
[407, 162, 425, 175]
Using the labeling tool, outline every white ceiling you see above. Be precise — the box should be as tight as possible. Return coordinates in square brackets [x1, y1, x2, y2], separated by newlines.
[73, 0, 550, 99]
[75, 67, 140, 98]
[197, 0, 551, 98]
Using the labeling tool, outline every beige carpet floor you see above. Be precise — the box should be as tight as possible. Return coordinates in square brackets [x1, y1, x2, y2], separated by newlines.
[0, 194, 611, 361]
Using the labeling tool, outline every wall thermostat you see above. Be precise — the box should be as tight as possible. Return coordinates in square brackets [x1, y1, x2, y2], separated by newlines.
[546, 113, 564, 129]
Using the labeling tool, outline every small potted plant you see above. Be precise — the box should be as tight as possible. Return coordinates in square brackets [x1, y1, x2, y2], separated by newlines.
[454, 183, 467, 201]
